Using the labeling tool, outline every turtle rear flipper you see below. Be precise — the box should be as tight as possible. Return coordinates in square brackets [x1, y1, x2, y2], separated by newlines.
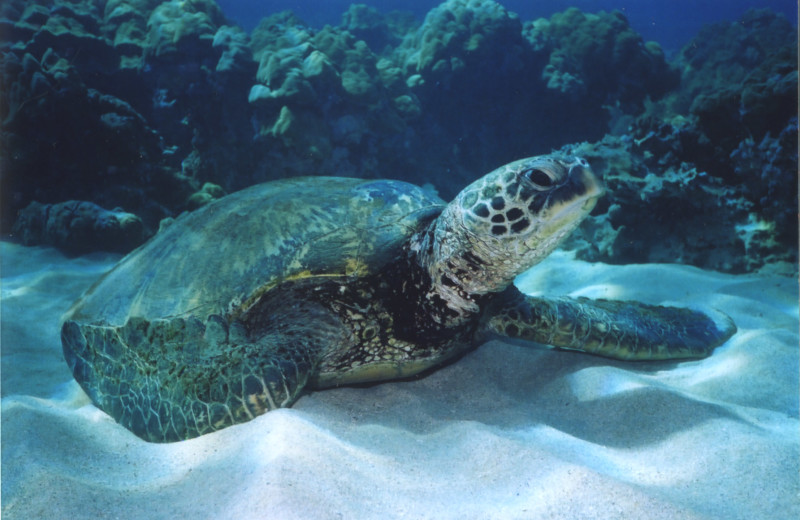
[61, 312, 329, 442]
[480, 290, 736, 360]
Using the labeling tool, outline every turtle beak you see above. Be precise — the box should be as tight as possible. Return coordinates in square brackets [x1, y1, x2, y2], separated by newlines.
[568, 157, 605, 208]
[545, 157, 604, 224]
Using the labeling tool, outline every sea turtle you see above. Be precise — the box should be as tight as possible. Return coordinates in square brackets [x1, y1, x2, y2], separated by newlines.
[61, 155, 736, 442]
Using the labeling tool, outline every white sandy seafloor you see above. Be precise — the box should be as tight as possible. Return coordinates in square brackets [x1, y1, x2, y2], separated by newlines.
[1, 240, 798, 520]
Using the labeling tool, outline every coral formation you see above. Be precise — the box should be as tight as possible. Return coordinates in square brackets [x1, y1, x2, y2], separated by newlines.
[144, 0, 226, 59]
[560, 136, 761, 272]
[12, 200, 146, 255]
[340, 3, 416, 54]
[0, 1, 796, 272]
[185, 182, 225, 209]
[629, 8, 798, 268]
[0, 0, 255, 238]
[391, 0, 547, 190]
[245, 11, 418, 183]
[399, 0, 524, 78]
[0, 17, 171, 234]
[524, 8, 678, 112]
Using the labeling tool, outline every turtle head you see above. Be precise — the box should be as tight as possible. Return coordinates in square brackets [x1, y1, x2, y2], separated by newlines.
[422, 155, 604, 303]
[455, 154, 603, 259]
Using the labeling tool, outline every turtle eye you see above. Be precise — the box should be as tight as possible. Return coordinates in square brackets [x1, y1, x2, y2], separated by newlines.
[522, 168, 555, 189]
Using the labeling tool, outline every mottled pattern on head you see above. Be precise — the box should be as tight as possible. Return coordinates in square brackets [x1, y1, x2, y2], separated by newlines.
[420, 155, 604, 313]
[458, 155, 600, 242]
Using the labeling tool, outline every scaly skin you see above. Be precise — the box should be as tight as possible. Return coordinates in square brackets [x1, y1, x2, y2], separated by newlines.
[410, 155, 603, 327]
[62, 310, 324, 442]
[479, 288, 737, 360]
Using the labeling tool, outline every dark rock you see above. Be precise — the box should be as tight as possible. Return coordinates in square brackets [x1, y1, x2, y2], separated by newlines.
[12, 200, 147, 255]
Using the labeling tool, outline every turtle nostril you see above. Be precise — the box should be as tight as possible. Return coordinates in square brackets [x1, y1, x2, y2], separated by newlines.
[569, 157, 590, 176]
[569, 164, 586, 179]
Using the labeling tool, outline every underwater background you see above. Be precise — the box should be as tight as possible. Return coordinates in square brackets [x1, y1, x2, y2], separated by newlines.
[1, 1, 799, 519]
[218, 0, 798, 53]
[1, 0, 798, 273]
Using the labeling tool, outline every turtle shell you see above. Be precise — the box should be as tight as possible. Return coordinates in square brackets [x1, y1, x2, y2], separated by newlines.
[66, 177, 444, 326]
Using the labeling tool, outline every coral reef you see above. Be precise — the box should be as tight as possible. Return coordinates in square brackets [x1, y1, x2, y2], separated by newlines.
[524, 8, 678, 112]
[559, 136, 767, 272]
[246, 12, 411, 181]
[384, 1, 680, 195]
[340, 4, 416, 55]
[679, 11, 797, 158]
[0, 0, 255, 237]
[12, 200, 146, 255]
[185, 181, 225, 210]
[399, 0, 524, 79]
[0, 9, 173, 234]
[391, 0, 547, 191]
[0, 1, 795, 272]
[628, 8, 798, 268]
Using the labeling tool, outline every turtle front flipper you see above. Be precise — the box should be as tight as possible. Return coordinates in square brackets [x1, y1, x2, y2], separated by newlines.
[62, 308, 340, 442]
[480, 289, 736, 360]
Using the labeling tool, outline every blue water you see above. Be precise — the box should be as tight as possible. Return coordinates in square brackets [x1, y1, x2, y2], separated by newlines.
[216, 0, 798, 52]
